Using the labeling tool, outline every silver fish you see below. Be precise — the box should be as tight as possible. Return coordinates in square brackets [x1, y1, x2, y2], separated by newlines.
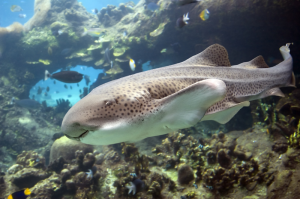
[61, 44, 295, 145]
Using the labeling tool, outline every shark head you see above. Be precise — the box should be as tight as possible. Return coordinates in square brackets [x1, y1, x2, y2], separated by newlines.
[61, 94, 122, 144]
[62, 44, 294, 146]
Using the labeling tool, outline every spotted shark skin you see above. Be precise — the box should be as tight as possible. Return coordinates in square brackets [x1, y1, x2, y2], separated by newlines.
[61, 44, 295, 145]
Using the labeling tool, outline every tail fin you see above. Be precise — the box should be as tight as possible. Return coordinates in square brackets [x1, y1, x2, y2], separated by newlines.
[10, 97, 15, 105]
[280, 43, 293, 60]
[45, 70, 51, 81]
[279, 43, 295, 87]
[81, 27, 88, 36]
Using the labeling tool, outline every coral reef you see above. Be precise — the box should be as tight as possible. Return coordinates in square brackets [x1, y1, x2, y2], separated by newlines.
[0, 0, 299, 198]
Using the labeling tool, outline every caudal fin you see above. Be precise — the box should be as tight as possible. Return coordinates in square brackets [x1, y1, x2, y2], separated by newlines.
[81, 27, 88, 37]
[279, 43, 295, 87]
[45, 70, 51, 81]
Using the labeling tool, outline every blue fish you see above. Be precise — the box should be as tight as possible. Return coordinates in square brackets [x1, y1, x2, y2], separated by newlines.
[13, 99, 40, 109]
[61, 48, 72, 56]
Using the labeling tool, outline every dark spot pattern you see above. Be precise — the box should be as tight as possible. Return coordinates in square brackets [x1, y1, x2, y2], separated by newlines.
[83, 44, 291, 122]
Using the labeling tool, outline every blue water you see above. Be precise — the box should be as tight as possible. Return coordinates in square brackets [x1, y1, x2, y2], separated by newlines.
[29, 66, 104, 107]
[0, 0, 140, 106]
[0, 0, 139, 27]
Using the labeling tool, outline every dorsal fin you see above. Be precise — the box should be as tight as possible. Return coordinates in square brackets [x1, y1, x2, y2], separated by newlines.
[232, 56, 269, 69]
[183, 44, 231, 67]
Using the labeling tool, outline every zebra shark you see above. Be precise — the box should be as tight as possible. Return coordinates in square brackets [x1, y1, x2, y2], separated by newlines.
[61, 44, 295, 145]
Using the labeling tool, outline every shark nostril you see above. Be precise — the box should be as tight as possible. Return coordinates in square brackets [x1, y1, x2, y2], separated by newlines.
[73, 122, 80, 127]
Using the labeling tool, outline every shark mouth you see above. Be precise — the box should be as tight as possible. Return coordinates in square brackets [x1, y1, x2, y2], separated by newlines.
[65, 130, 89, 141]
[79, 130, 89, 138]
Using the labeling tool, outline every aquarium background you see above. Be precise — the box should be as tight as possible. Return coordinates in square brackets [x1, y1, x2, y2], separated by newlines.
[0, 0, 300, 198]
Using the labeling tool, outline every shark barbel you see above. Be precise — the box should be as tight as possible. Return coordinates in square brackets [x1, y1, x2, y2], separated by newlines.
[61, 44, 295, 145]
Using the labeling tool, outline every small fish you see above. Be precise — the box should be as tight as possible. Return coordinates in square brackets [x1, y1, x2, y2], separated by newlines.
[130, 173, 137, 177]
[146, 2, 159, 11]
[200, 9, 210, 21]
[79, 89, 82, 93]
[10, 97, 15, 105]
[197, 144, 203, 149]
[52, 29, 63, 36]
[176, 0, 201, 6]
[126, 179, 144, 195]
[206, 185, 213, 190]
[64, 84, 68, 89]
[46, 86, 50, 92]
[176, 12, 189, 28]
[160, 47, 175, 54]
[61, 48, 72, 56]
[91, 8, 98, 14]
[67, 94, 72, 98]
[18, 14, 26, 18]
[37, 86, 43, 95]
[77, 83, 79, 87]
[44, 92, 48, 96]
[7, 188, 31, 199]
[48, 47, 52, 55]
[53, 80, 56, 84]
[84, 75, 90, 86]
[123, 30, 127, 37]
[14, 99, 40, 109]
[10, 5, 23, 12]
[104, 48, 111, 63]
[70, 86, 73, 89]
[45, 70, 83, 83]
[129, 59, 136, 71]
[82, 28, 105, 37]
[86, 169, 93, 180]
[193, 183, 198, 189]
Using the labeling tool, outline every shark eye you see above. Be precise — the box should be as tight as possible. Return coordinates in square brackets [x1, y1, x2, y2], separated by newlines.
[105, 101, 113, 106]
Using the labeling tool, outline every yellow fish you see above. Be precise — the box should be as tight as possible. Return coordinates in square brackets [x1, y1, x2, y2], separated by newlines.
[129, 59, 136, 71]
[10, 5, 23, 12]
[200, 9, 210, 21]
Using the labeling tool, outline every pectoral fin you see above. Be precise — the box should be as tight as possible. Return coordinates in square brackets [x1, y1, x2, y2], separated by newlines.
[202, 101, 250, 124]
[156, 79, 226, 130]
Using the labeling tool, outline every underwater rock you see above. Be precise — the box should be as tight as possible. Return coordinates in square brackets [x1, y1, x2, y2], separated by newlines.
[64, 8, 88, 22]
[113, 46, 127, 57]
[0, 22, 24, 56]
[49, 136, 93, 163]
[11, 167, 51, 188]
[272, 140, 288, 153]
[177, 165, 194, 185]
[267, 170, 294, 199]
[103, 150, 121, 164]
[217, 149, 231, 168]
[206, 150, 217, 164]
[150, 21, 169, 37]
[147, 181, 162, 197]
[233, 145, 252, 161]
[95, 153, 105, 165]
[82, 153, 96, 169]
[16, 151, 46, 169]
[28, 174, 61, 198]
[7, 164, 23, 175]
[97, 4, 133, 27]
[60, 168, 71, 183]
[50, 21, 69, 31]
[24, 0, 52, 31]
